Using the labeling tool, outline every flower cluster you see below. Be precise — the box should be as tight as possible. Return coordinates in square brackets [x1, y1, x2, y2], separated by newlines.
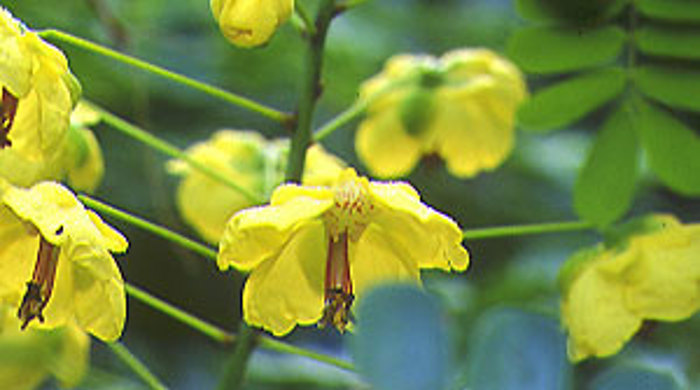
[168, 130, 345, 243]
[560, 214, 700, 361]
[356, 48, 527, 179]
[218, 168, 469, 336]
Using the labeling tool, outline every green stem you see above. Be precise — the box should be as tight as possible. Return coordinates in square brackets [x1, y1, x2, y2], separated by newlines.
[89, 102, 264, 203]
[217, 324, 258, 390]
[313, 100, 367, 142]
[125, 283, 235, 344]
[259, 337, 354, 371]
[124, 283, 354, 371]
[106, 342, 168, 390]
[285, 0, 338, 182]
[463, 220, 594, 240]
[79, 194, 217, 261]
[294, 2, 317, 36]
[37, 29, 289, 123]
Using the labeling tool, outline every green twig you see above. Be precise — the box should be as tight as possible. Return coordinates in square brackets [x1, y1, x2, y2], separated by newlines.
[259, 337, 355, 371]
[106, 342, 168, 390]
[124, 283, 354, 371]
[217, 324, 259, 390]
[285, 0, 338, 182]
[125, 283, 235, 344]
[294, 2, 317, 36]
[463, 220, 594, 240]
[313, 100, 367, 142]
[79, 194, 217, 261]
[37, 29, 289, 122]
[89, 102, 264, 203]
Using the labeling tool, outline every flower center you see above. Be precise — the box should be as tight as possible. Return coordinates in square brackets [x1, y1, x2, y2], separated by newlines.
[17, 233, 61, 330]
[324, 171, 374, 242]
[0, 88, 18, 149]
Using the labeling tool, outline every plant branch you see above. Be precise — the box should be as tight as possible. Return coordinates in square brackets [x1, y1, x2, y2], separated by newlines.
[463, 220, 594, 240]
[79, 194, 217, 261]
[106, 342, 168, 390]
[285, 0, 339, 182]
[89, 102, 265, 203]
[37, 29, 290, 123]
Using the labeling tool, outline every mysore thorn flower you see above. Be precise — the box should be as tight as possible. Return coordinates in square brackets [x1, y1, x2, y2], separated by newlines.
[167, 130, 345, 243]
[0, 180, 128, 341]
[0, 101, 105, 191]
[0, 304, 89, 390]
[210, 0, 294, 48]
[218, 168, 468, 336]
[356, 48, 527, 179]
[0, 8, 81, 161]
[560, 214, 700, 362]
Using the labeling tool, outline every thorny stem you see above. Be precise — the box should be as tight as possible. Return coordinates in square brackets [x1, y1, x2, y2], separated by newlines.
[89, 102, 265, 203]
[37, 29, 290, 123]
[106, 342, 168, 390]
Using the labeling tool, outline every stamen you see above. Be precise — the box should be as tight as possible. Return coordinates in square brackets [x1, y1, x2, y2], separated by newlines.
[18, 235, 61, 330]
[0, 88, 18, 148]
[320, 232, 354, 331]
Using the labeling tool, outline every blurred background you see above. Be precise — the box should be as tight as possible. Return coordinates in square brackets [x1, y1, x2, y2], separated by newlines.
[3, 0, 699, 388]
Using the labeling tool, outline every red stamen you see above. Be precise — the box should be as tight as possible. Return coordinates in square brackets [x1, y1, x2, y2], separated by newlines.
[18, 235, 61, 329]
[0, 88, 18, 148]
[321, 232, 354, 331]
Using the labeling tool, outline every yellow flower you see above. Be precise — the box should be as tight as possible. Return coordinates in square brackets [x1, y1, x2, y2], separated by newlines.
[168, 130, 345, 243]
[0, 304, 89, 390]
[0, 180, 128, 341]
[210, 0, 294, 48]
[218, 168, 468, 336]
[356, 48, 527, 179]
[0, 101, 105, 192]
[560, 214, 700, 362]
[0, 8, 81, 161]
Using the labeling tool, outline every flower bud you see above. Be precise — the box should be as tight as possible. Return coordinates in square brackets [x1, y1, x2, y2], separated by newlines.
[210, 0, 294, 48]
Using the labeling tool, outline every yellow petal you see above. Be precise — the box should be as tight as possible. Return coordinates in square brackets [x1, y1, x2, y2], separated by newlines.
[561, 256, 642, 362]
[43, 243, 125, 341]
[349, 223, 422, 298]
[218, 195, 332, 272]
[432, 86, 515, 178]
[623, 228, 700, 321]
[0, 10, 32, 98]
[356, 109, 423, 179]
[242, 220, 325, 336]
[0, 207, 37, 301]
[369, 181, 469, 271]
[66, 128, 105, 193]
[302, 144, 346, 187]
[86, 210, 128, 253]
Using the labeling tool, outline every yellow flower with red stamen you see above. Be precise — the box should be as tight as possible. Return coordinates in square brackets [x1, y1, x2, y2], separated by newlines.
[0, 180, 127, 341]
[210, 0, 294, 48]
[0, 8, 80, 162]
[356, 48, 526, 179]
[218, 168, 468, 336]
[560, 214, 700, 362]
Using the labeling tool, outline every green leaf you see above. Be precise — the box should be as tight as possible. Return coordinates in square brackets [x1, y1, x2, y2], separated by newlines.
[515, 0, 628, 23]
[638, 0, 700, 23]
[637, 99, 700, 195]
[508, 26, 625, 74]
[634, 65, 700, 112]
[465, 308, 571, 390]
[636, 26, 700, 60]
[351, 284, 448, 390]
[574, 102, 639, 227]
[518, 67, 627, 132]
[591, 365, 683, 390]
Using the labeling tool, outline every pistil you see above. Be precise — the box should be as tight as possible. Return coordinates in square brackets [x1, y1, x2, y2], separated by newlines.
[18, 235, 60, 329]
[0, 88, 18, 148]
[321, 231, 353, 331]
